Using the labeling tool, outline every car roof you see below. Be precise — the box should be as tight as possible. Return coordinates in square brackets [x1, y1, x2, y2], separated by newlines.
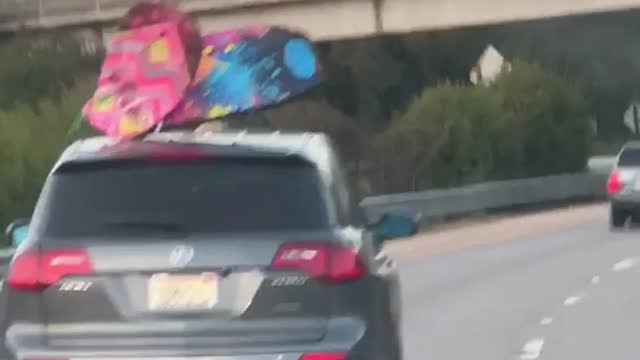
[53, 129, 335, 177]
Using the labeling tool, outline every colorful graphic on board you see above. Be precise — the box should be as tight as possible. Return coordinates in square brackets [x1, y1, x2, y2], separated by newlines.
[166, 26, 323, 125]
[82, 21, 191, 138]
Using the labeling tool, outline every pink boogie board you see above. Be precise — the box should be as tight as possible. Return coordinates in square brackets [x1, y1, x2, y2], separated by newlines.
[82, 21, 191, 138]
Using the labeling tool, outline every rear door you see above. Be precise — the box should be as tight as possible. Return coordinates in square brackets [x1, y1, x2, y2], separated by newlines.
[20, 155, 343, 352]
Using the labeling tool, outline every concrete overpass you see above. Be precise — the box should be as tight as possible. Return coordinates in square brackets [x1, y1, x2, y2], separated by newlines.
[2, 0, 640, 41]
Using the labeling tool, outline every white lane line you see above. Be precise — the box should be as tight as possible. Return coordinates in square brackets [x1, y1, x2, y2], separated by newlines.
[540, 317, 553, 325]
[613, 258, 638, 272]
[520, 338, 544, 359]
[563, 295, 583, 306]
[591, 276, 600, 284]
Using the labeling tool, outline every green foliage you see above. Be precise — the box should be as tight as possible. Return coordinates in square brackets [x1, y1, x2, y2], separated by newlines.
[0, 33, 99, 110]
[496, 60, 590, 177]
[0, 78, 96, 228]
[378, 60, 590, 191]
[0, 32, 99, 228]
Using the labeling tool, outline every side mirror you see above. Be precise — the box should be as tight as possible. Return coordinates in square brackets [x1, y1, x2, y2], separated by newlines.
[5, 219, 29, 248]
[368, 213, 418, 243]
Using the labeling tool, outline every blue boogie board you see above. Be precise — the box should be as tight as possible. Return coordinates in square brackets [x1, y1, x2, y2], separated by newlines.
[167, 26, 323, 125]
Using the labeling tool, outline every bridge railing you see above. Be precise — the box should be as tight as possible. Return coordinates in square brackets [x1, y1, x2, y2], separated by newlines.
[0, 0, 133, 20]
[0, 0, 300, 25]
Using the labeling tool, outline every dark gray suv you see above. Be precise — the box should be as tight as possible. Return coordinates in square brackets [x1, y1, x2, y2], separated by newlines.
[1, 131, 415, 360]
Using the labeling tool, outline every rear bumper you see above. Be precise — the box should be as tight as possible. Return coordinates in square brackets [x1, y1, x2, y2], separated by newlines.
[610, 190, 640, 204]
[611, 199, 640, 210]
[5, 348, 374, 360]
[6, 317, 370, 360]
[34, 356, 303, 360]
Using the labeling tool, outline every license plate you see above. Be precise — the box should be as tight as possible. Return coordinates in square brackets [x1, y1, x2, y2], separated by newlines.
[147, 273, 218, 311]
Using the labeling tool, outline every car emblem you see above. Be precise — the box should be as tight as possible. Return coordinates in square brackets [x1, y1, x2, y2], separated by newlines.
[169, 245, 194, 267]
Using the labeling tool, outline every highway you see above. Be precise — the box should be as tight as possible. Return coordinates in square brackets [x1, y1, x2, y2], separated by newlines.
[0, 203, 628, 359]
[392, 203, 638, 360]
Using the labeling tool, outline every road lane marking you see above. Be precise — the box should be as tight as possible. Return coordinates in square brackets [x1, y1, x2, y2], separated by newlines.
[613, 258, 638, 272]
[591, 276, 600, 284]
[563, 295, 583, 306]
[540, 317, 553, 325]
[520, 338, 544, 359]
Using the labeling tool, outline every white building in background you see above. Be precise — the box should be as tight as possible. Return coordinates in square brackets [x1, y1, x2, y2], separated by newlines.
[470, 44, 511, 86]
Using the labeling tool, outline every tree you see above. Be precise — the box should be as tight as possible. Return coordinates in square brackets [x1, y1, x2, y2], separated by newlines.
[0, 78, 96, 227]
[496, 60, 590, 177]
[381, 60, 590, 193]
[0, 33, 99, 110]
[386, 83, 504, 190]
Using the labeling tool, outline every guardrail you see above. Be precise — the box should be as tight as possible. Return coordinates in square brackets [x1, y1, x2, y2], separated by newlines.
[361, 172, 607, 221]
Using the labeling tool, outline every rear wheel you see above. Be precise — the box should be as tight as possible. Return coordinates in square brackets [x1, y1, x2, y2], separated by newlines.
[610, 205, 628, 230]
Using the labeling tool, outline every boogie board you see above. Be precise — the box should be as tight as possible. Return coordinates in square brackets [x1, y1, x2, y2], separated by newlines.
[119, 1, 202, 77]
[166, 26, 323, 125]
[81, 2, 323, 137]
[82, 2, 201, 138]
[82, 21, 192, 138]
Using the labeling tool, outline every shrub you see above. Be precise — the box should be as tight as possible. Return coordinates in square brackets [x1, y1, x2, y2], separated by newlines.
[380, 60, 590, 192]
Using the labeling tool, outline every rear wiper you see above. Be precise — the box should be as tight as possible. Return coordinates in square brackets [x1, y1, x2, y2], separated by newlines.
[101, 220, 188, 237]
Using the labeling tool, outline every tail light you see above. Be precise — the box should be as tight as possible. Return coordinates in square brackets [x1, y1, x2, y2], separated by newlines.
[8, 248, 94, 290]
[300, 353, 347, 360]
[608, 171, 624, 195]
[272, 242, 365, 283]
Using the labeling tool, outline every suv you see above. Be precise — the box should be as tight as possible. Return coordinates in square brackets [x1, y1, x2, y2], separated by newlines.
[607, 141, 640, 228]
[0, 130, 414, 360]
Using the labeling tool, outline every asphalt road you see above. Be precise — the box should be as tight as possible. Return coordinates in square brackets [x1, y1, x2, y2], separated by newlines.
[399, 204, 639, 360]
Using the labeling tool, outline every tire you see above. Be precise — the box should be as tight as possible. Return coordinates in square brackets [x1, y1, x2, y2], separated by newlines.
[610, 205, 627, 230]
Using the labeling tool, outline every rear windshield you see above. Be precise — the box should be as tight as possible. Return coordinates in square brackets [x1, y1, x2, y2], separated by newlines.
[618, 148, 640, 166]
[36, 158, 329, 237]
